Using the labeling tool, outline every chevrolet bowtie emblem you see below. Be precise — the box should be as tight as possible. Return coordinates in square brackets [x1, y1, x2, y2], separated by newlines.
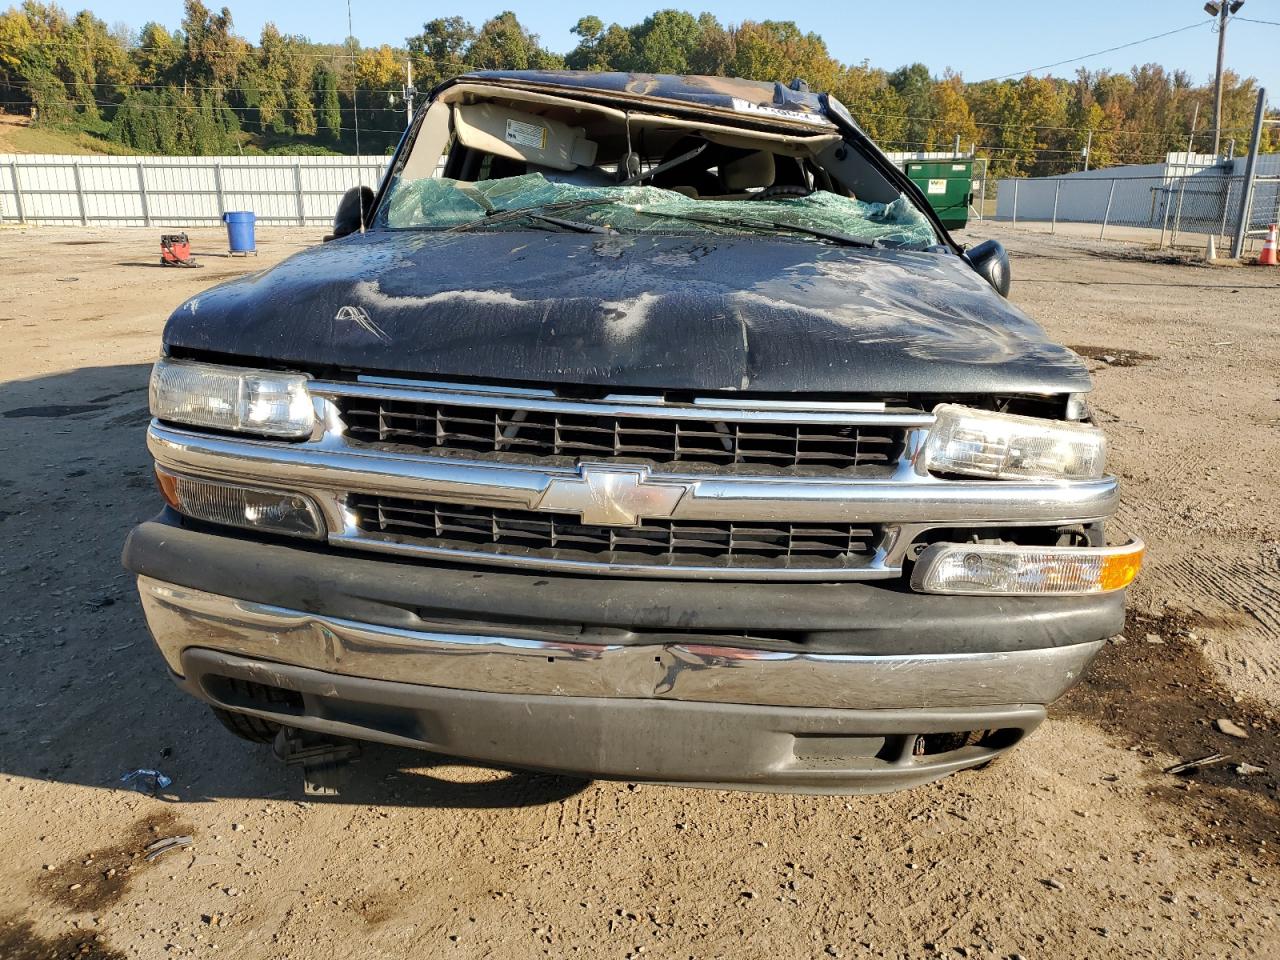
[536, 464, 691, 526]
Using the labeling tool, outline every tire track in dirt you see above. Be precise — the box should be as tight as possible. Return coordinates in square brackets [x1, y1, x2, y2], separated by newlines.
[1157, 553, 1280, 637]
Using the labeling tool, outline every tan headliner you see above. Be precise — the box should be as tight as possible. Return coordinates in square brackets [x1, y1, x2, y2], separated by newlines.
[431, 83, 842, 160]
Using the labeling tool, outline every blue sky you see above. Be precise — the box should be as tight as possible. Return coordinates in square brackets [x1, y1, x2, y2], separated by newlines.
[82, 0, 1280, 93]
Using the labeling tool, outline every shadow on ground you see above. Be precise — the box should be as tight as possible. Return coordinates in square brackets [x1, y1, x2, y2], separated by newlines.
[0, 362, 588, 811]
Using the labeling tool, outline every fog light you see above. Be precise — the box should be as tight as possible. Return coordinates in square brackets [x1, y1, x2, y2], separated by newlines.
[911, 539, 1144, 595]
[155, 468, 324, 539]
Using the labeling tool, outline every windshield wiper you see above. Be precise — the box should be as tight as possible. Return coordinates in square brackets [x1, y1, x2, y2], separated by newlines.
[448, 197, 624, 233]
[631, 209, 882, 249]
[524, 213, 615, 234]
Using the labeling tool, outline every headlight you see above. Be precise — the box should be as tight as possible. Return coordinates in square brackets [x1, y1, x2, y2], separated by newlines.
[920, 404, 1106, 481]
[149, 358, 315, 439]
[912, 539, 1143, 595]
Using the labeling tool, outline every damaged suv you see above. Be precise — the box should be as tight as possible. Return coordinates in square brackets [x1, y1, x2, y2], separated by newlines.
[124, 71, 1141, 794]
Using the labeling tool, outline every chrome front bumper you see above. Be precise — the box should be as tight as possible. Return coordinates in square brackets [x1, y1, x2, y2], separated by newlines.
[138, 576, 1102, 711]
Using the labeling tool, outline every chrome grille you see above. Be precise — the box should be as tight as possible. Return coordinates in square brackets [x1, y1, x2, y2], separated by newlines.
[347, 493, 881, 571]
[336, 396, 907, 473]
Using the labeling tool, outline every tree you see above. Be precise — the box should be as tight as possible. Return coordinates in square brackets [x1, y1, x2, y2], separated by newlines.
[930, 72, 978, 152]
[625, 10, 703, 74]
[565, 16, 608, 71]
[726, 21, 839, 92]
[888, 63, 934, 149]
[407, 16, 474, 88]
[180, 0, 243, 97]
[254, 23, 288, 131]
[315, 64, 341, 141]
[281, 33, 316, 135]
[466, 12, 562, 72]
[831, 62, 907, 147]
[134, 22, 183, 87]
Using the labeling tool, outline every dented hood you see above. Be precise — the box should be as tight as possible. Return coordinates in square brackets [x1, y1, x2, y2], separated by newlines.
[163, 231, 1089, 395]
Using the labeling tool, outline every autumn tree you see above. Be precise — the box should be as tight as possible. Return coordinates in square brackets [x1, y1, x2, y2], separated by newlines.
[831, 62, 907, 146]
[930, 72, 979, 152]
[133, 22, 183, 87]
[727, 21, 839, 92]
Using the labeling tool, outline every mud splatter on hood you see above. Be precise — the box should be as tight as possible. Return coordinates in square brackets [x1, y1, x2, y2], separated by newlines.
[163, 229, 1089, 395]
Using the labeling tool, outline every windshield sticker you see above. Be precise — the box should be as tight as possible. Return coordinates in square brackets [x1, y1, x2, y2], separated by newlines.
[505, 118, 548, 150]
[728, 98, 830, 126]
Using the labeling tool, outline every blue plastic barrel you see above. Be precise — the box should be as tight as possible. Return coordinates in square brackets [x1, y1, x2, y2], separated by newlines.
[222, 211, 256, 254]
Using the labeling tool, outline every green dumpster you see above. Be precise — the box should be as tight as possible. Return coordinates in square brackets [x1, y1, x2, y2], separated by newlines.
[904, 159, 973, 230]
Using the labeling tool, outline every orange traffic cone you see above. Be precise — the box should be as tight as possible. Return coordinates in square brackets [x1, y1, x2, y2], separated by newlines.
[1260, 224, 1279, 266]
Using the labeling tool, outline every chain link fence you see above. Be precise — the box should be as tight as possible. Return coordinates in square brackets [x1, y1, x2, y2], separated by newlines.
[989, 169, 1280, 254]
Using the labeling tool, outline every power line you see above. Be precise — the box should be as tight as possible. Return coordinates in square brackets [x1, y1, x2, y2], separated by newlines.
[977, 20, 1212, 83]
[1235, 17, 1280, 27]
[852, 108, 1222, 139]
[1, 76, 406, 97]
[0, 98, 405, 135]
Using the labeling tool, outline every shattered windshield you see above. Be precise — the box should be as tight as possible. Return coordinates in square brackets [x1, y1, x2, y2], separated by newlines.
[380, 173, 939, 249]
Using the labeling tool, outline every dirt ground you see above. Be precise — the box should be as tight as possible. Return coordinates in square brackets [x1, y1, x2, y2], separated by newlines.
[0, 223, 1278, 960]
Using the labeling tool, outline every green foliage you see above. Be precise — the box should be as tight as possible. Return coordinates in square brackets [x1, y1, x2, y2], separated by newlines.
[315, 65, 341, 141]
[1, 3, 1276, 165]
[106, 87, 240, 153]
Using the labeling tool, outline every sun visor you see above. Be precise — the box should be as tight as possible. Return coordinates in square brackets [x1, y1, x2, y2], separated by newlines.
[454, 102, 598, 172]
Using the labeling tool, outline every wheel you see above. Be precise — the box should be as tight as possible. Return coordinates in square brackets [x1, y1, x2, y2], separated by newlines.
[210, 706, 281, 743]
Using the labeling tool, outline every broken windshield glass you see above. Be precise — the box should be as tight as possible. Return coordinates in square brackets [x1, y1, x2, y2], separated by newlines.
[381, 173, 938, 249]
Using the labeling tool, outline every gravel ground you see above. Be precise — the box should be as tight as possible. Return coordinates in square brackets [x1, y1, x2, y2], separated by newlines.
[0, 224, 1277, 959]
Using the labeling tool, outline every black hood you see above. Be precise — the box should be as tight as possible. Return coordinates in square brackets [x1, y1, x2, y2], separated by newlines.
[163, 230, 1089, 396]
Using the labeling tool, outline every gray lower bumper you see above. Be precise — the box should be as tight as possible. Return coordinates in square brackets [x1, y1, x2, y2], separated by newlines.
[136, 575, 1100, 793]
[176, 648, 1047, 794]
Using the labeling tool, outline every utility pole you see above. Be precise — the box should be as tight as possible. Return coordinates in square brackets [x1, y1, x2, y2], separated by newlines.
[1206, 1, 1244, 157]
[402, 59, 417, 130]
[1082, 129, 1093, 172]
[1230, 86, 1265, 258]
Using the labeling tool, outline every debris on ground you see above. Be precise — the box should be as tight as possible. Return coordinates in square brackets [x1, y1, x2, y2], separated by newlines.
[1236, 762, 1266, 776]
[143, 836, 193, 862]
[1164, 753, 1230, 776]
[119, 768, 173, 792]
[1215, 718, 1251, 740]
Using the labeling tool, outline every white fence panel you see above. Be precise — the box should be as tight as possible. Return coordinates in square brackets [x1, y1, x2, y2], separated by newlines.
[0, 154, 391, 227]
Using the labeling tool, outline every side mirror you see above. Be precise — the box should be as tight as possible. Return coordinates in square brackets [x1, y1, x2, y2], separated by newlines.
[328, 186, 375, 241]
[964, 239, 1011, 297]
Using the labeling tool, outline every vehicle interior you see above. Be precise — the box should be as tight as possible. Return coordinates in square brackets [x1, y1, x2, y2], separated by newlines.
[392, 83, 913, 209]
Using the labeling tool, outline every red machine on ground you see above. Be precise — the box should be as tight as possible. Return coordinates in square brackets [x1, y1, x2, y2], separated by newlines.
[160, 233, 198, 267]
